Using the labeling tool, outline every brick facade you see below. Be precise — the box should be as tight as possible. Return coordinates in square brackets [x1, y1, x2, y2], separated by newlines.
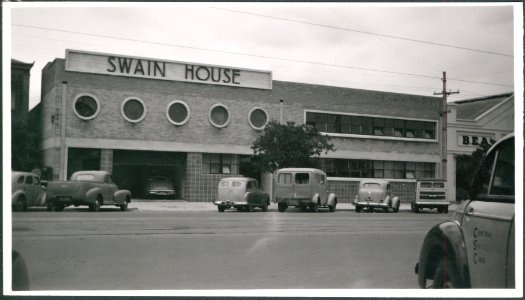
[39, 51, 443, 203]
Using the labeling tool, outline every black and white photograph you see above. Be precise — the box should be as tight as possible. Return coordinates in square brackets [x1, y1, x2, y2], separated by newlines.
[3, 2, 523, 297]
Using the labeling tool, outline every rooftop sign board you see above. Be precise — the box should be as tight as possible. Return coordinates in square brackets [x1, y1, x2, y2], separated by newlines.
[65, 49, 272, 90]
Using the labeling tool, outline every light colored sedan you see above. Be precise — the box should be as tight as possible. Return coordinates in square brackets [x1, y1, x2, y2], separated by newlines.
[12, 171, 48, 211]
[213, 177, 270, 212]
[353, 180, 400, 213]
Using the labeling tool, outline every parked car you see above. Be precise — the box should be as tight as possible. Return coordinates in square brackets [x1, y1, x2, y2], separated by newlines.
[47, 170, 131, 212]
[145, 176, 176, 199]
[415, 133, 514, 288]
[11, 171, 48, 211]
[411, 179, 450, 213]
[273, 168, 337, 212]
[353, 180, 400, 213]
[213, 177, 270, 212]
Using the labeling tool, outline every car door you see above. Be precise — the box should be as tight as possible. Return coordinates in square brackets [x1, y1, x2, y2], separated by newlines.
[461, 137, 514, 288]
[316, 173, 328, 204]
[293, 171, 312, 202]
[105, 174, 119, 203]
[24, 175, 35, 205]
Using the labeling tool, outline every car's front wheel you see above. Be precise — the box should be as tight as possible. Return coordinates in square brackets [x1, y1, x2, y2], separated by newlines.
[261, 204, 268, 212]
[120, 201, 128, 211]
[218, 205, 225, 212]
[13, 196, 27, 212]
[54, 204, 65, 212]
[278, 203, 287, 212]
[355, 206, 361, 213]
[432, 259, 463, 288]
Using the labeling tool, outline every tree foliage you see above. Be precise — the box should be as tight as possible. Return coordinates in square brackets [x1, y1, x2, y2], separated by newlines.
[251, 120, 335, 173]
[455, 139, 494, 200]
[11, 117, 40, 172]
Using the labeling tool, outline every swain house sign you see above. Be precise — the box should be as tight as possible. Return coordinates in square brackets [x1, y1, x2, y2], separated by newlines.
[65, 49, 272, 90]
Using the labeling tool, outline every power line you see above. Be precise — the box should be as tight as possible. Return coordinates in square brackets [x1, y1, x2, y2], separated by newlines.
[12, 23, 514, 88]
[213, 7, 514, 58]
[12, 23, 441, 80]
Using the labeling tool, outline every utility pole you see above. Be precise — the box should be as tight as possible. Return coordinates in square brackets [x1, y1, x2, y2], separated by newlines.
[434, 71, 459, 181]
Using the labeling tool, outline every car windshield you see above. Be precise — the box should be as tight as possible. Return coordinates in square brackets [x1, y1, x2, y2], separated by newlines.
[363, 183, 381, 189]
[75, 174, 96, 181]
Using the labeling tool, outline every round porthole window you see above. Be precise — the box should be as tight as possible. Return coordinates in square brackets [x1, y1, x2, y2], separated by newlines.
[121, 97, 147, 123]
[248, 107, 269, 130]
[166, 100, 190, 125]
[73, 94, 100, 120]
[209, 104, 231, 128]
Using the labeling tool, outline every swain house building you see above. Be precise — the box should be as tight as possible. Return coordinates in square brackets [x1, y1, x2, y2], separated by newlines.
[35, 49, 444, 202]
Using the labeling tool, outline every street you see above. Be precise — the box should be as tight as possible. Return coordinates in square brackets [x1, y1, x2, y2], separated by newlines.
[12, 205, 451, 291]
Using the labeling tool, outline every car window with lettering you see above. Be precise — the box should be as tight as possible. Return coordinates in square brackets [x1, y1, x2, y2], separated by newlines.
[232, 181, 242, 188]
[17, 176, 24, 184]
[295, 173, 310, 185]
[219, 181, 229, 188]
[490, 141, 514, 196]
[278, 173, 292, 185]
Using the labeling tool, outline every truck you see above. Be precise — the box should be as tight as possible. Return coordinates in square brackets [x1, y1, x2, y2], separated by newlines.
[47, 170, 131, 212]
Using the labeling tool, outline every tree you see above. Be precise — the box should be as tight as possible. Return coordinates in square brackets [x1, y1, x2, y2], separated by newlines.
[251, 120, 335, 173]
[455, 139, 494, 200]
[11, 117, 40, 172]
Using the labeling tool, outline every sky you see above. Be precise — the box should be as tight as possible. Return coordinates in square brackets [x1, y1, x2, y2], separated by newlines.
[5, 3, 522, 109]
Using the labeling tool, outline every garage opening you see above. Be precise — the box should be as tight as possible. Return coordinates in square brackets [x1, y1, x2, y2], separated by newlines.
[112, 150, 186, 199]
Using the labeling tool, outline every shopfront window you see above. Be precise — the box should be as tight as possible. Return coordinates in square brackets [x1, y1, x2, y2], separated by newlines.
[320, 158, 435, 179]
[202, 153, 239, 174]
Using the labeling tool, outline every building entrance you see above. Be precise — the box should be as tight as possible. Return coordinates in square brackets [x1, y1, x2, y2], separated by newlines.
[112, 150, 186, 199]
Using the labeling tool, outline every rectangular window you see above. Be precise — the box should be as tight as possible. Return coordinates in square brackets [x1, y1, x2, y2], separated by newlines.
[295, 173, 310, 184]
[320, 158, 435, 180]
[305, 111, 436, 140]
[278, 173, 292, 185]
[202, 153, 238, 174]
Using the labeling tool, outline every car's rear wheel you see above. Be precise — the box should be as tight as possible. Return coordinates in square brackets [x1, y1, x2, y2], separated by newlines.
[218, 205, 225, 212]
[432, 259, 462, 288]
[355, 206, 361, 213]
[444, 206, 449, 213]
[261, 204, 268, 212]
[311, 204, 319, 212]
[393, 205, 400, 213]
[329, 202, 336, 212]
[413, 204, 419, 213]
[54, 204, 64, 212]
[46, 202, 53, 211]
[13, 196, 27, 212]
[278, 203, 287, 212]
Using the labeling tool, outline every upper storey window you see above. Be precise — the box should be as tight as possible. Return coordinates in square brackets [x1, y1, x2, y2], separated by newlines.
[305, 111, 436, 141]
[121, 97, 147, 123]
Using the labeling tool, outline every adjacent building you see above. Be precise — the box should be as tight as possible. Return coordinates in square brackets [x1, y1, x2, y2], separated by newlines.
[37, 49, 444, 202]
[446, 93, 514, 201]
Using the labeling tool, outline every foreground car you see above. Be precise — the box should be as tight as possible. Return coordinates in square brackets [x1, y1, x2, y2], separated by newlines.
[47, 170, 131, 212]
[213, 177, 270, 212]
[273, 168, 337, 212]
[411, 179, 449, 213]
[353, 180, 400, 213]
[12, 171, 48, 211]
[415, 133, 514, 288]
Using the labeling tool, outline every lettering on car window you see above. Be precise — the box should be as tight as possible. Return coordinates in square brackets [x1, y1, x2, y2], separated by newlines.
[278, 173, 292, 185]
[490, 143, 514, 196]
[219, 181, 229, 188]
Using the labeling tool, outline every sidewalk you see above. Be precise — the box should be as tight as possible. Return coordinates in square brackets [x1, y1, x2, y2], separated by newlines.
[130, 200, 458, 212]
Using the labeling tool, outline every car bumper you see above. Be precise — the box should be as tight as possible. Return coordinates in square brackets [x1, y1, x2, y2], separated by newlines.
[52, 196, 90, 206]
[414, 201, 450, 207]
[354, 201, 389, 208]
[275, 198, 312, 206]
[214, 200, 249, 206]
